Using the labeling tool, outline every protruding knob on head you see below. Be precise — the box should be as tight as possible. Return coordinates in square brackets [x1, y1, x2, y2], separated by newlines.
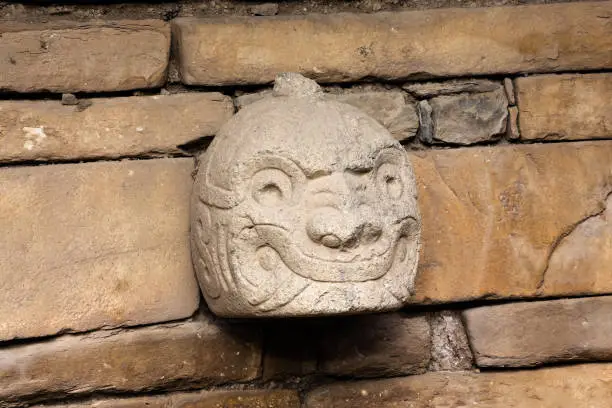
[273, 72, 323, 98]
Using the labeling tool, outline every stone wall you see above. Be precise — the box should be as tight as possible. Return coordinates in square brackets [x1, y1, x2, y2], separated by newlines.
[1, 1, 611, 406]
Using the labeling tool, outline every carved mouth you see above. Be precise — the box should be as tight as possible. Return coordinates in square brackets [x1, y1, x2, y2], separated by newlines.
[244, 220, 413, 283]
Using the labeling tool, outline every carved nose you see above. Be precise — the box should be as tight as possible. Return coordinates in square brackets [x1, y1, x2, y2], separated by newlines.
[306, 207, 382, 249]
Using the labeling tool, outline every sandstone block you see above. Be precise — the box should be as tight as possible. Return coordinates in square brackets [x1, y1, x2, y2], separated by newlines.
[0, 159, 199, 341]
[410, 141, 612, 303]
[305, 364, 612, 407]
[0, 93, 234, 163]
[318, 313, 431, 377]
[0, 321, 262, 404]
[173, 2, 612, 85]
[235, 87, 418, 141]
[516, 73, 612, 141]
[33, 390, 298, 408]
[0, 20, 170, 93]
[427, 87, 508, 145]
[464, 296, 612, 367]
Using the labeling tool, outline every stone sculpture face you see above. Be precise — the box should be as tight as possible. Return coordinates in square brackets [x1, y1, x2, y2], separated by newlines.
[191, 73, 421, 317]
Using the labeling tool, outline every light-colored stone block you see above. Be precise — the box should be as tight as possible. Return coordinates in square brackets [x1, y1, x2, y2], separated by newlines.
[0, 158, 199, 341]
[0, 20, 170, 93]
[516, 73, 612, 140]
[33, 389, 300, 408]
[173, 2, 612, 85]
[411, 141, 612, 303]
[0, 93, 234, 163]
[306, 364, 612, 407]
[0, 320, 262, 404]
[464, 296, 612, 367]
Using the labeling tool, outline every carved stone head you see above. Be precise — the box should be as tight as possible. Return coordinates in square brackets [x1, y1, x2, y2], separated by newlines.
[191, 73, 421, 317]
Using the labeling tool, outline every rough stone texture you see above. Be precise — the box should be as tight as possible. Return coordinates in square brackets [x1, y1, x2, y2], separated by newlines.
[330, 89, 419, 142]
[235, 87, 419, 141]
[516, 73, 612, 141]
[305, 364, 612, 407]
[464, 296, 612, 367]
[0, 20, 170, 93]
[0, 93, 234, 163]
[504, 77, 516, 105]
[248, 3, 280, 16]
[33, 389, 299, 408]
[428, 311, 473, 371]
[404, 79, 500, 98]
[192, 74, 421, 317]
[507, 105, 520, 139]
[0, 159, 199, 341]
[0, 320, 262, 404]
[416, 100, 433, 143]
[318, 313, 431, 378]
[428, 87, 508, 145]
[410, 141, 612, 303]
[173, 2, 612, 85]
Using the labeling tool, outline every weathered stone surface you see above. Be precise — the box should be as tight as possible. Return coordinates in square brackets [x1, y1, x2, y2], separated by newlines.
[0, 20, 170, 93]
[248, 3, 279, 16]
[173, 2, 612, 85]
[427, 87, 508, 145]
[516, 73, 612, 141]
[0, 159, 199, 341]
[318, 313, 431, 378]
[541, 194, 612, 296]
[507, 105, 520, 139]
[305, 364, 612, 407]
[34, 389, 298, 408]
[504, 77, 516, 105]
[330, 89, 418, 142]
[464, 296, 612, 367]
[0, 321, 262, 404]
[403, 79, 500, 98]
[429, 311, 473, 371]
[0, 93, 234, 163]
[416, 100, 433, 143]
[235, 87, 418, 141]
[410, 141, 612, 303]
[192, 74, 421, 317]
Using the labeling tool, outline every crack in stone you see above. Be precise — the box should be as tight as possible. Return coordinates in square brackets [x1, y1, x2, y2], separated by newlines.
[536, 189, 612, 293]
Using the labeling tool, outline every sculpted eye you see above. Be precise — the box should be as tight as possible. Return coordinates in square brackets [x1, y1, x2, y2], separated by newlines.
[251, 168, 293, 206]
[376, 162, 403, 199]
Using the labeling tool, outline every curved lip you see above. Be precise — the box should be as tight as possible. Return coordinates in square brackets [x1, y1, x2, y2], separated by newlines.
[251, 221, 411, 282]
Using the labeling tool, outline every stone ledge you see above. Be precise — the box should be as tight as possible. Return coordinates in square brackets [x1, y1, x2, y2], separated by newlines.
[516, 73, 612, 141]
[0, 158, 199, 341]
[464, 296, 612, 367]
[0, 320, 262, 404]
[173, 2, 611, 86]
[305, 363, 612, 407]
[0, 20, 170, 93]
[0, 93, 234, 163]
[31, 389, 299, 408]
